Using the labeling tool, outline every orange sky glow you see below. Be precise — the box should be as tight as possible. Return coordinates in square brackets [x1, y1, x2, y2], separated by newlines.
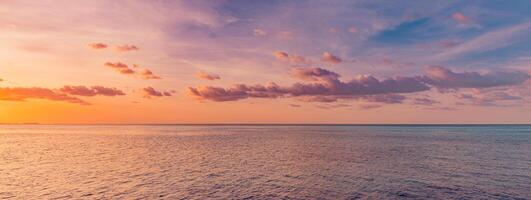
[1, 1, 530, 124]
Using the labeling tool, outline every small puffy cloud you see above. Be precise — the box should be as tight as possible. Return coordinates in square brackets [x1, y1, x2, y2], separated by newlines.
[60, 86, 125, 97]
[289, 104, 301, 107]
[196, 71, 220, 80]
[105, 62, 163, 80]
[423, 66, 530, 88]
[142, 87, 173, 98]
[0, 78, 3, 82]
[452, 12, 471, 24]
[188, 86, 244, 101]
[274, 51, 310, 65]
[321, 52, 342, 64]
[289, 67, 340, 82]
[253, 28, 267, 36]
[140, 69, 161, 80]
[88, 43, 108, 49]
[0, 87, 89, 105]
[274, 51, 289, 59]
[115, 44, 139, 52]
[104, 62, 135, 74]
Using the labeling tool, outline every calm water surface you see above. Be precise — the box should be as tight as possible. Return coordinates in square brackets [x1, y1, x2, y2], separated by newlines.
[1, 125, 530, 199]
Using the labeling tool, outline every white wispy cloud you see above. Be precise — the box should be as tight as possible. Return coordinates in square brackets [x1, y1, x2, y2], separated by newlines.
[433, 21, 531, 61]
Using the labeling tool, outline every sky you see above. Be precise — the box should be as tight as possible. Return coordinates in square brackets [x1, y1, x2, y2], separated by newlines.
[0, 0, 530, 124]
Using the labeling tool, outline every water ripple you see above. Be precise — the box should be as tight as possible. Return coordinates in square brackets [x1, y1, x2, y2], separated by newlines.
[0, 125, 530, 199]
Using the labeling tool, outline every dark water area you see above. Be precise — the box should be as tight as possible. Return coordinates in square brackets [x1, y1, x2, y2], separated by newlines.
[1, 125, 530, 199]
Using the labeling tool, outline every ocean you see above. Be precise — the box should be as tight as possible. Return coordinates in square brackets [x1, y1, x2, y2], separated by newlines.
[1, 125, 530, 199]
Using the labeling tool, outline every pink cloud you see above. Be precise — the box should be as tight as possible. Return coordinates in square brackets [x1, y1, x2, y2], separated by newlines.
[423, 66, 530, 88]
[105, 62, 163, 80]
[140, 69, 161, 80]
[274, 51, 311, 65]
[452, 12, 471, 24]
[196, 71, 220, 80]
[88, 43, 108, 49]
[115, 44, 139, 52]
[289, 67, 339, 82]
[60, 86, 125, 97]
[321, 52, 342, 64]
[104, 62, 135, 74]
[0, 87, 89, 105]
[274, 51, 289, 59]
[142, 87, 173, 98]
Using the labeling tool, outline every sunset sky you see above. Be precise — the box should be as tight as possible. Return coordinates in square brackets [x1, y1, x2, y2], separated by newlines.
[1, 0, 530, 124]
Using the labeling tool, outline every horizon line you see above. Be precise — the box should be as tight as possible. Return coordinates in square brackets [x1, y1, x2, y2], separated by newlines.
[1, 123, 530, 126]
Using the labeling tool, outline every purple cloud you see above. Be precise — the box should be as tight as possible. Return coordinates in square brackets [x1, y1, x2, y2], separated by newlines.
[321, 52, 342, 64]
[60, 86, 125, 97]
[189, 67, 429, 102]
[423, 66, 530, 88]
[454, 89, 525, 107]
[188, 66, 529, 108]
[142, 87, 173, 98]
[289, 67, 340, 82]
[188, 82, 285, 102]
